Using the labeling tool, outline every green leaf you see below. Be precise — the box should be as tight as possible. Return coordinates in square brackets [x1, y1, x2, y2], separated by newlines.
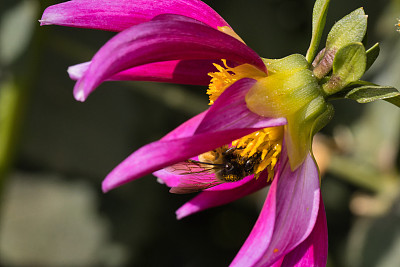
[345, 85, 400, 105]
[326, 8, 368, 51]
[306, 0, 331, 63]
[323, 42, 367, 95]
[383, 95, 400, 107]
[365, 43, 380, 71]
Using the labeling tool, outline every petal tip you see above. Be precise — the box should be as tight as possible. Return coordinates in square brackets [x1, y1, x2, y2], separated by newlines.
[175, 202, 198, 220]
[40, 8, 62, 26]
[101, 179, 112, 193]
[38, 19, 48, 26]
[156, 178, 165, 184]
[68, 62, 90, 80]
[175, 210, 184, 220]
[67, 65, 81, 80]
[74, 88, 87, 102]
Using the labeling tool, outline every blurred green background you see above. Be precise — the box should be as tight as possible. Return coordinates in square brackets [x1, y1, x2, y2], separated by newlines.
[0, 0, 399, 266]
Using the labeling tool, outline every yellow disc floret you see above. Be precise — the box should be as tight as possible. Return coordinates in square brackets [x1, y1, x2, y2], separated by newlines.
[232, 127, 283, 181]
[207, 60, 266, 105]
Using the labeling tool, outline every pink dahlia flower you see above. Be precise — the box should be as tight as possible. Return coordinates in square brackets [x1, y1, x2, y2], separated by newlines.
[41, 1, 328, 266]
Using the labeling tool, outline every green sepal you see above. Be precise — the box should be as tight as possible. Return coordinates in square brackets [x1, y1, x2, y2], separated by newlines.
[322, 42, 366, 95]
[313, 8, 368, 79]
[284, 96, 333, 170]
[311, 102, 334, 136]
[345, 85, 400, 106]
[306, 0, 331, 63]
[365, 43, 380, 71]
[249, 54, 319, 118]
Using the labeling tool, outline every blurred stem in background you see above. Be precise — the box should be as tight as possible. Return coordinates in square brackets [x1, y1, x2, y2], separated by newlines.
[0, 78, 26, 193]
[0, 0, 42, 201]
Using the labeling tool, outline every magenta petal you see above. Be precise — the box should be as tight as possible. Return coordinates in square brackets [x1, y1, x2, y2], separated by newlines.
[73, 14, 266, 101]
[40, 0, 229, 31]
[195, 78, 279, 134]
[270, 257, 285, 267]
[102, 79, 286, 192]
[68, 62, 90, 81]
[173, 171, 270, 219]
[68, 59, 218, 86]
[279, 195, 328, 267]
[230, 148, 321, 267]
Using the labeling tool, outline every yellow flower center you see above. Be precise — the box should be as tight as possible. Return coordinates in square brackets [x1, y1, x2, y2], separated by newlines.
[207, 59, 266, 105]
[206, 59, 283, 181]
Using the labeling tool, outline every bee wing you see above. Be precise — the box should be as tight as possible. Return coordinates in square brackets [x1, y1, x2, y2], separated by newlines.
[169, 178, 222, 194]
[165, 160, 215, 175]
[165, 160, 222, 194]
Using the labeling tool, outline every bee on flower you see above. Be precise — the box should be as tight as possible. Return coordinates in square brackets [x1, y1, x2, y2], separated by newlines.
[40, 0, 400, 266]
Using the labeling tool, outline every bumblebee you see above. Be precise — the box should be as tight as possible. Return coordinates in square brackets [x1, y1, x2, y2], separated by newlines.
[166, 146, 261, 193]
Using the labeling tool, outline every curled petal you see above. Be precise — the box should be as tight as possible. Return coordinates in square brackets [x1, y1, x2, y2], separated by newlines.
[73, 14, 266, 101]
[102, 79, 286, 192]
[40, 0, 229, 31]
[68, 59, 220, 86]
[231, 147, 321, 267]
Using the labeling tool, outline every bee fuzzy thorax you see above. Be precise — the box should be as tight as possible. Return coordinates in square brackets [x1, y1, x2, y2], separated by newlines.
[214, 149, 262, 182]
[200, 147, 254, 182]
[197, 126, 283, 183]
